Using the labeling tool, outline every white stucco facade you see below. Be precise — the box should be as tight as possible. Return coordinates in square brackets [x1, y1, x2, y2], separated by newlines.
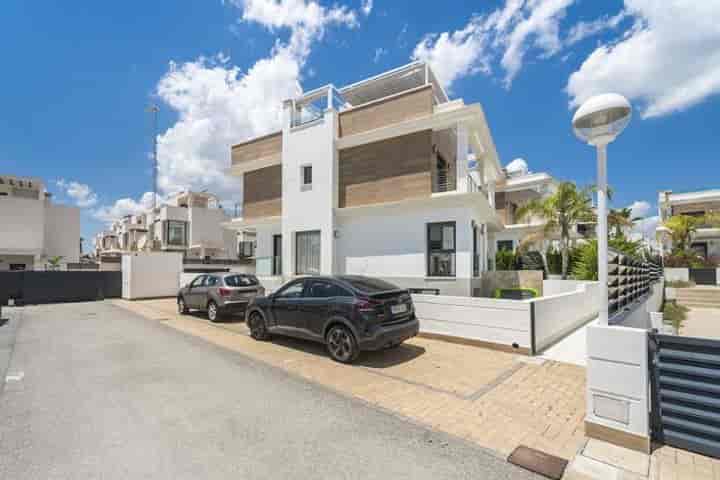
[0, 176, 80, 270]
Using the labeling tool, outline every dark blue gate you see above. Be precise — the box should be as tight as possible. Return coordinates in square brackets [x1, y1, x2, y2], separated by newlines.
[0, 271, 122, 305]
[650, 333, 720, 459]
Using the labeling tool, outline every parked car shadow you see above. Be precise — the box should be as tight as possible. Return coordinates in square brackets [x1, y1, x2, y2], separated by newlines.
[267, 335, 425, 367]
[188, 311, 246, 323]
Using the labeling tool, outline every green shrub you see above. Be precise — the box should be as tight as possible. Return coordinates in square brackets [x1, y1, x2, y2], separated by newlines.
[545, 247, 562, 274]
[493, 287, 539, 299]
[663, 301, 689, 331]
[571, 240, 598, 281]
[517, 250, 545, 272]
[495, 249, 518, 271]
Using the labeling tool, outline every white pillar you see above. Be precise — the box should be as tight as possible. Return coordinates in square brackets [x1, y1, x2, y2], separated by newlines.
[596, 143, 609, 326]
[456, 124, 469, 193]
[487, 179, 496, 208]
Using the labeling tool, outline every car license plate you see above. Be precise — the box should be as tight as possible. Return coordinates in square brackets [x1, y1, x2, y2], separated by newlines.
[391, 304, 407, 315]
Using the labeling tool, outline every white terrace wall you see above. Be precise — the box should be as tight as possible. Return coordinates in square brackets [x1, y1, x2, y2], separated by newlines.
[664, 268, 689, 282]
[533, 282, 600, 352]
[122, 252, 183, 300]
[412, 294, 533, 354]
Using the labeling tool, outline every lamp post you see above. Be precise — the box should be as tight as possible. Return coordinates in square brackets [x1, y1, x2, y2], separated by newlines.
[572, 94, 632, 326]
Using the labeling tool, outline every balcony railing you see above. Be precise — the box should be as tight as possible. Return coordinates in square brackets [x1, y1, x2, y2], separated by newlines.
[255, 256, 282, 276]
[291, 86, 347, 128]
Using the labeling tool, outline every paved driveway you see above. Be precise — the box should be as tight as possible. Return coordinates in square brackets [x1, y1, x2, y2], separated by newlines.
[0, 302, 536, 479]
[117, 298, 588, 461]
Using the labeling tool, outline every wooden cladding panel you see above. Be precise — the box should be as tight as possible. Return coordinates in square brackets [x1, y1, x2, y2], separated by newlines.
[244, 165, 282, 218]
[338, 86, 434, 137]
[672, 201, 720, 215]
[339, 131, 432, 208]
[232, 132, 282, 165]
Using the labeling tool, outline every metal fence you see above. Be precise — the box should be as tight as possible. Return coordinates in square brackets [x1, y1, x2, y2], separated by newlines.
[0, 271, 122, 305]
[650, 333, 720, 459]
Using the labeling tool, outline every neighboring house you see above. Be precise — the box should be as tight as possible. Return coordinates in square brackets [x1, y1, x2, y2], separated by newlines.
[224, 61, 505, 296]
[0, 174, 80, 271]
[657, 189, 720, 260]
[490, 167, 593, 256]
[95, 190, 238, 262]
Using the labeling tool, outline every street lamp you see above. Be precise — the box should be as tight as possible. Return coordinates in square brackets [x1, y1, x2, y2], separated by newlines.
[572, 93, 632, 325]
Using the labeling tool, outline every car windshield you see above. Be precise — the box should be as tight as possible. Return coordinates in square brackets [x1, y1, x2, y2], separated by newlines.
[340, 276, 400, 293]
[224, 275, 258, 287]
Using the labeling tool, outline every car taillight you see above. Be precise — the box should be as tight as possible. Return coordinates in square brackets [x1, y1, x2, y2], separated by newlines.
[356, 297, 383, 317]
[218, 288, 231, 297]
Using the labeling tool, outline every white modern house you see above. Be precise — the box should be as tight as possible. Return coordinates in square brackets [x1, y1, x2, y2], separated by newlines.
[96, 190, 238, 262]
[224, 62, 505, 296]
[657, 188, 720, 259]
[0, 175, 80, 271]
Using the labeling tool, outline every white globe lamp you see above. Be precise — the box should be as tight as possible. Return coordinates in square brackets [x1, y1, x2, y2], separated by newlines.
[572, 94, 631, 325]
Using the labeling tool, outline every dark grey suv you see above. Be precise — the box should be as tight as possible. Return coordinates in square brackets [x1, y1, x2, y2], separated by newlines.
[245, 276, 419, 363]
[178, 273, 265, 322]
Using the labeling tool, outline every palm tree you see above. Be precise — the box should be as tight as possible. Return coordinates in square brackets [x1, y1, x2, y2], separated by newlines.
[663, 215, 699, 252]
[46, 255, 64, 271]
[516, 181, 595, 279]
[608, 207, 644, 238]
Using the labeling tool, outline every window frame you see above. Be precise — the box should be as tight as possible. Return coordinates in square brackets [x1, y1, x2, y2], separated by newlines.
[300, 164, 313, 192]
[165, 220, 187, 247]
[426, 221, 457, 278]
[274, 280, 306, 299]
[295, 230, 321, 276]
[306, 280, 353, 299]
[496, 240, 514, 252]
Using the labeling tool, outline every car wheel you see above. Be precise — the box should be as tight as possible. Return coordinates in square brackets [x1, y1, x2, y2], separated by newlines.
[248, 311, 270, 341]
[178, 297, 188, 315]
[207, 301, 220, 322]
[326, 325, 359, 364]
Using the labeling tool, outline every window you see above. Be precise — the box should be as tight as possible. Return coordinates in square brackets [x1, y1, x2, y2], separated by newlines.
[296, 230, 320, 275]
[275, 281, 305, 299]
[206, 276, 219, 287]
[339, 276, 399, 293]
[166, 221, 187, 246]
[427, 222, 456, 277]
[300, 165, 312, 191]
[497, 240, 514, 252]
[224, 275, 258, 287]
[189, 275, 207, 288]
[307, 281, 352, 298]
[238, 241, 255, 259]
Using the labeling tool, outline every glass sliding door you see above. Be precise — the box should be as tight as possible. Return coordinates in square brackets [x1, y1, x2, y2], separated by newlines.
[296, 230, 321, 275]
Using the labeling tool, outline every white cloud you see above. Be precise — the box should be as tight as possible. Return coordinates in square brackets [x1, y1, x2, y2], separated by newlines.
[56, 179, 98, 208]
[630, 215, 660, 245]
[505, 157, 529, 176]
[628, 200, 651, 219]
[567, 1, 720, 118]
[412, 16, 491, 91]
[412, 0, 574, 90]
[373, 47, 387, 63]
[361, 0, 372, 16]
[565, 10, 627, 46]
[92, 192, 156, 224]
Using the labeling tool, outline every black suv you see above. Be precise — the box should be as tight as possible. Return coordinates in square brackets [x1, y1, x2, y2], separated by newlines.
[245, 275, 419, 363]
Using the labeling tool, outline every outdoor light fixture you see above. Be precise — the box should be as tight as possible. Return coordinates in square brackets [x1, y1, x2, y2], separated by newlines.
[572, 93, 632, 326]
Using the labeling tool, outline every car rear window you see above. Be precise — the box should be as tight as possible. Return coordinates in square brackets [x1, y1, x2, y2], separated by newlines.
[340, 276, 400, 294]
[224, 275, 258, 287]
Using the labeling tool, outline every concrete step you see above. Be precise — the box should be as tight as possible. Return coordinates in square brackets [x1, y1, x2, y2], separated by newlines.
[677, 294, 720, 300]
[677, 301, 720, 309]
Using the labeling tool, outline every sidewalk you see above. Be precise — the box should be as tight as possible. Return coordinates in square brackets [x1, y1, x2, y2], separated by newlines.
[112, 298, 588, 461]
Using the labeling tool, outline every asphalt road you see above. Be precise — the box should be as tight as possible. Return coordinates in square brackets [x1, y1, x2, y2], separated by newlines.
[0, 301, 537, 479]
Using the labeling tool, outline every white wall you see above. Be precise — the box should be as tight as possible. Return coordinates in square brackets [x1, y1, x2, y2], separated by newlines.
[281, 108, 337, 276]
[336, 202, 477, 280]
[412, 294, 532, 351]
[122, 252, 183, 300]
[534, 282, 600, 352]
[187, 207, 234, 256]
[664, 268, 689, 282]
[44, 203, 80, 263]
[0, 197, 45, 255]
[543, 279, 596, 296]
[586, 324, 650, 448]
[254, 223, 282, 277]
[160, 206, 189, 222]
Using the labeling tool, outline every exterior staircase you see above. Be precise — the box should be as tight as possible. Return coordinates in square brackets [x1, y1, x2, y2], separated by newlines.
[676, 287, 720, 309]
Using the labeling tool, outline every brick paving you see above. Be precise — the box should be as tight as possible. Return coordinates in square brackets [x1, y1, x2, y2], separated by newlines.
[113, 298, 588, 462]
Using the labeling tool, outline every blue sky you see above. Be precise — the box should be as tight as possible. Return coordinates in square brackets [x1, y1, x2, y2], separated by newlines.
[2, 0, 719, 246]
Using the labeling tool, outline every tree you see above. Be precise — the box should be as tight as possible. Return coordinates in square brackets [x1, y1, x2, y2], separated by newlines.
[608, 207, 640, 238]
[516, 182, 595, 279]
[46, 256, 64, 271]
[663, 215, 699, 252]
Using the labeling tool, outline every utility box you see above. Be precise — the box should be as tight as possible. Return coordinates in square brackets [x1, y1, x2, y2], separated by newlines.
[122, 252, 183, 300]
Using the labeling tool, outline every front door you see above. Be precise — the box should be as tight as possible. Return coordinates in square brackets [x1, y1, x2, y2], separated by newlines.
[272, 234, 282, 275]
[270, 280, 305, 331]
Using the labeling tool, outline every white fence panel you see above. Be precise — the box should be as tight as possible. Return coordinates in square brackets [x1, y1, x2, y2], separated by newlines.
[533, 282, 600, 353]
